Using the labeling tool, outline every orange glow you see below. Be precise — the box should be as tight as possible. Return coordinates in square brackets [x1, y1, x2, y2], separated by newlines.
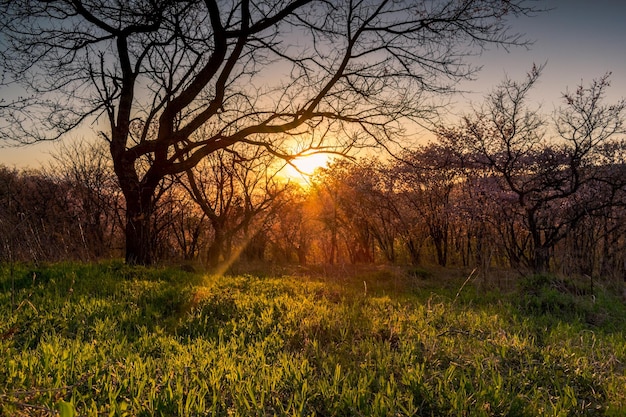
[282, 152, 331, 182]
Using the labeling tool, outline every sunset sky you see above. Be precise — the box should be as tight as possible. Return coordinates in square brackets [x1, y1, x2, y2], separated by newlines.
[1, 0, 625, 168]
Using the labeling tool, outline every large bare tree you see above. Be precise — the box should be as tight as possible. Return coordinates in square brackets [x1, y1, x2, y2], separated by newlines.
[0, 0, 540, 264]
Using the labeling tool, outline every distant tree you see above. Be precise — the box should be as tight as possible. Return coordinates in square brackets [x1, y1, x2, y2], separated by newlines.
[0, 167, 21, 263]
[0, 167, 89, 262]
[0, 0, 541, 264]
[181, 145, 284, 268]
[440, 68, 626, 272]
[151, 182, 207, 261]
[396, 143, 463, 266]
[268, 184, 313, 265]
[311, 159, 407, 264]
[50, 141, 124, 259]
[310, 167, 343, 265]
[591, 140, 626, 278]
[168, 197, 208, 262]
[322, 160, 380, 264]
[355, 161, 400, 264]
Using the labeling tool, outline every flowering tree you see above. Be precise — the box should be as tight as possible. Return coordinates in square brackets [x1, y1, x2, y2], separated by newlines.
[395, 143, 464, 266]
[440, 68, 626, 272]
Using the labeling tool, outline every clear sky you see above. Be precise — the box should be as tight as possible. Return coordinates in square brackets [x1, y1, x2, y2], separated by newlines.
[456, 0, 626, 108]
[1, 0, 625, 168]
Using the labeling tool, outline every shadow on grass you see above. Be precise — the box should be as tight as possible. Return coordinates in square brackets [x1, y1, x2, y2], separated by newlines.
[511, 273, 626, 334]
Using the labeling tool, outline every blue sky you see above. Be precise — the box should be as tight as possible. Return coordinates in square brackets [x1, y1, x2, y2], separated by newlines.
[459, 0, 626, 107]
[2, 0, 625, 168]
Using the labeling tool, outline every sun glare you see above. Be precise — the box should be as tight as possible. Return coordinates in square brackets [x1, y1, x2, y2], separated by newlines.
[282, 152, 331, 182]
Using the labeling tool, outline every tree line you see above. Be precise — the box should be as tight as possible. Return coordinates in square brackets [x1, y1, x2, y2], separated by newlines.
[2, 70, 625, 283]
[0, 0, 542, 265]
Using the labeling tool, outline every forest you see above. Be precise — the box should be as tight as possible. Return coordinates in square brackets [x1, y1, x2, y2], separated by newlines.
[2, 70, 626, 286]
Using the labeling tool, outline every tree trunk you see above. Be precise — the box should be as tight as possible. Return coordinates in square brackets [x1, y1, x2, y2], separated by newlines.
[113, 149, 158, 266]
[529, 220, 550, 273]
[329, 230, 337, 265]
[432, 229, 448, 266]
[534, 248, 549, 273]
[207, 227, 224, 268]
[406, 238, 421, 265]
[297, 244, 307, 265]
[124, 189, 155, 265]
[125, 213, 152, 265]
[528, 212, 550, 274]
[532, 244, 550, 274]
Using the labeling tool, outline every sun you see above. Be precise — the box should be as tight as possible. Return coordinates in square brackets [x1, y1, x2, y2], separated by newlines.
[282, 152, 331, 182]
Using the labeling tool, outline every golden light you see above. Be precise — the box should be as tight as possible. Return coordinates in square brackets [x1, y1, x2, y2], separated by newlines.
[282, 152, 331, 182]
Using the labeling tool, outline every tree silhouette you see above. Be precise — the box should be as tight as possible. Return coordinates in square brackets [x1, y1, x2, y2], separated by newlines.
[182, 145, 284, 268]
[440, 68, 626, 272]
[0, 0, 540, 264]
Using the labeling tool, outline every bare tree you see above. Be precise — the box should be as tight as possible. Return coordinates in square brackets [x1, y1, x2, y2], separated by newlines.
[49, 140, 125, 259]
[166, 191, 208, 262]
[440, 68, 626, 272]
[182, 145, 284, 268]
[0, 0, 540, 264]
[0, 166, 88, 262]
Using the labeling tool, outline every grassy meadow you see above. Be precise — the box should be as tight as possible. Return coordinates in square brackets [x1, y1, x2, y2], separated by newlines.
[0, 262, 625, 416]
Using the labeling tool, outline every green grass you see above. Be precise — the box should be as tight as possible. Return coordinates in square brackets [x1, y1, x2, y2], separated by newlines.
[1, 262, 625, 416]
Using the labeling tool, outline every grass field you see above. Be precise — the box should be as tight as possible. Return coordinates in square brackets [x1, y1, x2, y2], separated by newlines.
[1, 262, 625, 416]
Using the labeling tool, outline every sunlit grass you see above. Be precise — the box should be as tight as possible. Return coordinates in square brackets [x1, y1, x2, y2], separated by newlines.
[0, 262, 624, 416]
